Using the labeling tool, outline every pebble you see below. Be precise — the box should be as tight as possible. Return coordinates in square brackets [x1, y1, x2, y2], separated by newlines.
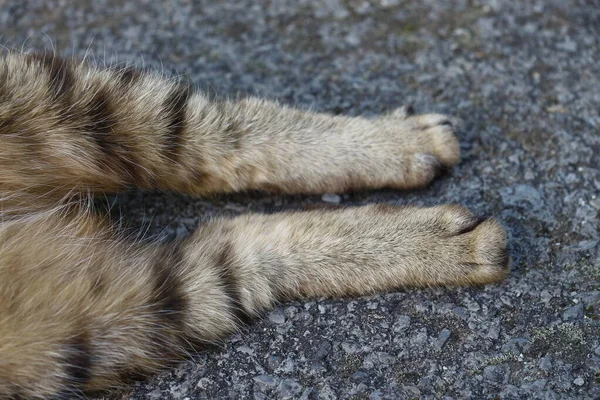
[268, 309, 286, 324]
[437, 328, 452, 348]
[314, 340, 332, 360]
[278, 378, 303, 399]
[539, 356, 553, 371]
[300, 388, 319, 400]
[321, 193, 342, 203]
[393, 315, 411, 332]
[253, 375, 279, 388]
[502, 338, 530, 355]
[562, 304, 584, 321]
[483, 365, 508, 383]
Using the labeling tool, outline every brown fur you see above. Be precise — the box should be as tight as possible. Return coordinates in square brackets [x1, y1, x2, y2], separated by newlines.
[0, 52, 508, 399]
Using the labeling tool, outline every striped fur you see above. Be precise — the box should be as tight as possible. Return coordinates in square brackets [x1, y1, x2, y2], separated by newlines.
[0, 52, 509, 399]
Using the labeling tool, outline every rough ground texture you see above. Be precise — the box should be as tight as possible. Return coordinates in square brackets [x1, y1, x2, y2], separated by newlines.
[2, 0, 599, 399]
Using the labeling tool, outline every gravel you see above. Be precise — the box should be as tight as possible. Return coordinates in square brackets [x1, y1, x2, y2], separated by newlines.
[2, 0, 599, 399]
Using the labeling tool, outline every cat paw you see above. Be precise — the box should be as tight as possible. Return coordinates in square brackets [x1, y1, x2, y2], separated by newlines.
[438, 205, 510, 284]
[405, 112, 460, 168]
[383, 108, 461, 188]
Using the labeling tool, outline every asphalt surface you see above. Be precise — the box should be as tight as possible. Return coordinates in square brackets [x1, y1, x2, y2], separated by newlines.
[2, 0, 599, 399]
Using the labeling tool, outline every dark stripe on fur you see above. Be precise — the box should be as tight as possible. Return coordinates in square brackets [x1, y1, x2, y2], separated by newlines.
[85, 88, 115, 135]
[90, 274, 107, 297]
[0, 116, 18, 135]
[83, 87, 142, 183]
[55, 332, 92, 399]
[143, 246, 189, 367]
[8, 386, 24, 400]
[115, 65, 141, 87]
[215, 242, 253, 325]
[301, 203, 343, 212]
[223, 119, 243, 150]
[25, 54, 76, 129]
[456, 216, 487, 235]
[26, 53, 74, 102]
[163, 83, 191, 162]
[151, 245, 188, 327]
[498, 247, 510, 270]
[83, 88, 123, 171]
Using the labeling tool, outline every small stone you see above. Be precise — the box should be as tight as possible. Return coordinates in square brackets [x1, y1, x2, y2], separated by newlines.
[581, 291, 599, 307]
[500, 184, 543, 209]
[525, 169, 535, 180]
[363, 352, 394, 368]
[546, 104, 568, 114]
[148, 389, 163, 399]
[454, 307, 469, 320]
[310, 361, 326, 374]
[266, 354, 281, 370]
[278, 358, 297, 373]
[499, 385, 520, 398]
[278, 378, 303, 399]
[253, 375, 279, 387]
[411, 329, 429, 346]
[521, 379, 547, 391]
[483, 365, 508, 383]
[300, 388, 318, 400]
[502, 338, 530, 355]
[196, 378, 211, 390]
[321, 193, 341, 203]
[562, 303, 584, 321]
[486, 326, 500, 340]
[577, 240, 598, 251]
[437, 328, 452, 348]
[418, 375, 445, 391]
[314, 340, 332, 360]
[175, 225, 188, 239]
[237, 344, 254, 355]
[573, 377, 584, 386]
[538, 356, 552, 371]
[341, 342, 362, 354]
[268, 309, 286, 324]
[467, 301, 481, 312]
[352, 371, 369, 381]
[557, 38, 578, 52]
[345, 32, 361, 46]
[317, 384, 336, 400]
[393, 315, 411, 332]
[403, 386, 421, 397]
[540, 290, 552, 303]
[369, 390, 383, 400]
[381, 0, 401, 7]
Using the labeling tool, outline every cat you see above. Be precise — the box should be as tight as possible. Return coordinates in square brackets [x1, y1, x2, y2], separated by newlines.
[0, 52, 508, 399]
